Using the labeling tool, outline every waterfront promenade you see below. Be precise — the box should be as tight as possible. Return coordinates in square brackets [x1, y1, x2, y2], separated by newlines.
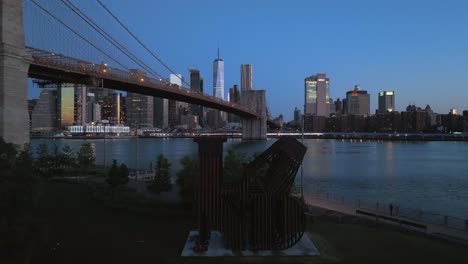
[304, 193, 468, 243]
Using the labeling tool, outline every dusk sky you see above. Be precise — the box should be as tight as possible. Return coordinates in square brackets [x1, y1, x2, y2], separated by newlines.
[27, 0, 468, 120]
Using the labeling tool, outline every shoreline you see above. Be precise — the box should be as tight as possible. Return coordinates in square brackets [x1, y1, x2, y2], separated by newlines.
[31, 132, 468, 142]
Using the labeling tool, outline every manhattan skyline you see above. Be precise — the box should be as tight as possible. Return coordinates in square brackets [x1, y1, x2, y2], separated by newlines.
[26, 0, 468, 120]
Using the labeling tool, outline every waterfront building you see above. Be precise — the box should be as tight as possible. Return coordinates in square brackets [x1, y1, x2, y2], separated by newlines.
[68, 125, 130, 135]
[102, 92, 124, 125]
[190, 69, 204, 126]
[85, 92, 101, 124]
[31, 89, 57, 133]
[180, 114, 199, 130]
[463, 111, 468, 133]
[213, 48, 224, 99]
[293, 107, 301, 124]
[304, 115, 326, 132]
[126, 93, 153, 129]
[57, 83, 75, 129]
[74, 85, 87, 125]
[345, 85, 370, 116]
[304, 73, 331, 117]
[400, 104, 428, 132]
[329, 98, 336, 114]
[241, 64, 253, 91]
[334, 98, 343, 114]
[153, 97, 168, 129]
[206, 109, 223, 129]
[378, 91, 395, 113]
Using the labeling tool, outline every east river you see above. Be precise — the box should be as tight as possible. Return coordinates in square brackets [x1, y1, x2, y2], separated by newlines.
[31, 138, 468, 220]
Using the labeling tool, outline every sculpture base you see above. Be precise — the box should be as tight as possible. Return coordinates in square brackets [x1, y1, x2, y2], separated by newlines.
[181, 230, 320, 257]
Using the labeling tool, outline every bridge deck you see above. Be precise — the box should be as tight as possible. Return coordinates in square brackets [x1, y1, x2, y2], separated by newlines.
[26, 47, 258, 118]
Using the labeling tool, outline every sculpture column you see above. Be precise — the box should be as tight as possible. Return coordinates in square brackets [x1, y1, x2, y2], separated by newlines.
[193, 137, 226, 251]
[0, 0, 32, 145]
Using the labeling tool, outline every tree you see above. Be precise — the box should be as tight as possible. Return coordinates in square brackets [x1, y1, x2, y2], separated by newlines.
[223, 149, 246, 185]
[0, 139, 37, 239]
[106, 160, 129, 198]
[60, 145, 76, 168]
[35, 143, 53, 178]
[77, 143, 95, 168]
[147, 154, 172, 194]
[176, 156, 199, 205]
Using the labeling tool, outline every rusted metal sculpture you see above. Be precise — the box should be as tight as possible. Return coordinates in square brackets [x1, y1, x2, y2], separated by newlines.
[193, 137, 307, 251]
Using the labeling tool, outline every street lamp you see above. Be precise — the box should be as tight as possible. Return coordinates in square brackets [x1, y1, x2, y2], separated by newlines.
[300, 107, 305, 200]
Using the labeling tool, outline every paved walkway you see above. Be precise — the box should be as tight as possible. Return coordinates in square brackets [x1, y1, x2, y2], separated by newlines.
[303, 193, 468, 243]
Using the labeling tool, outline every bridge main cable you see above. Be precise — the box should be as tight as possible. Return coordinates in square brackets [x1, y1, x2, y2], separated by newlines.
[96, 0, 190, 88]
[59, 0, 165, 81]
[29, 0, 128, 71]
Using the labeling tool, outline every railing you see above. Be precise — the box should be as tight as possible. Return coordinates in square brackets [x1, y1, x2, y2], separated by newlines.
[26, 47, 258, 118]
[304, 191, 468, 232]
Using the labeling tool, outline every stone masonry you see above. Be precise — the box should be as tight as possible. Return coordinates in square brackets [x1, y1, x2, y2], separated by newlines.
[0, 0, 31, 145]
[241, 90, 267, 140]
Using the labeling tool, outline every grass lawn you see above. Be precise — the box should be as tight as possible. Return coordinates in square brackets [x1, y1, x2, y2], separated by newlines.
[309, 219, 468, 263]
[19, 182, 468, 264]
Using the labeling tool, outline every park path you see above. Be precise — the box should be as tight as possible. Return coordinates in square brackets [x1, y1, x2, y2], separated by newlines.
[303, 193, 468, 243]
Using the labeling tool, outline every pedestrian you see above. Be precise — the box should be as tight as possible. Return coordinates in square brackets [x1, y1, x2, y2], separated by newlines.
[389, 203, 394, 216]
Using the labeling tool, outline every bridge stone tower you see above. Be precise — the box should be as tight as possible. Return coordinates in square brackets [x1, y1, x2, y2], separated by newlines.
[0, 0, 31, 145]
[241, 90, 267, 140]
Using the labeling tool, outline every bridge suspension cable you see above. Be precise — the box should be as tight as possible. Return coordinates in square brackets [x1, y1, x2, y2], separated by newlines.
[95, 0, 191, 88]
[58, 0, 165, 81]
[29, 0, 129, 71]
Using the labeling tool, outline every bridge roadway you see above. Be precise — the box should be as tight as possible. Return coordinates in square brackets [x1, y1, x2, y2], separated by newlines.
[26, 47, 259, 119]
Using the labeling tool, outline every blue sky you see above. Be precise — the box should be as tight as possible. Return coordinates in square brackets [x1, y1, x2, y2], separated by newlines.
[27, 0, 468, 121]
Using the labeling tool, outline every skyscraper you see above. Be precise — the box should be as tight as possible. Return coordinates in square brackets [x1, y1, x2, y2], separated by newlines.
[228, 85, 241, 123]
[241, 64, 253, 91]
[304, 73, 331, 117]
[213, 48, 224, 99]
[190, 69, 204, 126]
[378, 91, 395, 113]
[168, 74, 183, 127]
[153, 97, 168, 129]
[102, 92, 124, 125]
[346, 85, 370, 116]
[57, 83, 75, 129]
[126, 93, 153, 129]
[31, 89, 57, 133]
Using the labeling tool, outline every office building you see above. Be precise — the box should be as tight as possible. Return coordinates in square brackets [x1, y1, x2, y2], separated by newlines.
[168, 74, 183, 127]
[293, 107, 301, 124]
[102, 92, 124, 125]
[334, 98, 343, 114]
[345, 85, 370, 116]
[74, 85, 87, 125]
[378, 91, 395, 113]
[241, 64, 253, 91]
[228, 85, 241, 123]
[304, 73, 331, 117]
[190, 69, 204, 126]
[31, 89, 57, 132]
[57, 83, 75, 129]
[126, 93, 153, 129]
[213, 48, 224, 99]
[153, 97, 168, 129]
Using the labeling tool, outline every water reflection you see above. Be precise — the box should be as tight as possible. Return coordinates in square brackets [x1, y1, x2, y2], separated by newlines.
[30, 138, 468, 219]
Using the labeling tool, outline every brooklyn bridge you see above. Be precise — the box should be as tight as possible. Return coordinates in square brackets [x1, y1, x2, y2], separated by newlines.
[0, 0, 275, 145]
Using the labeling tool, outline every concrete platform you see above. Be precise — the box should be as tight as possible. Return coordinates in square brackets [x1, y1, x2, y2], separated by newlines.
[181, 230, 320, 257]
